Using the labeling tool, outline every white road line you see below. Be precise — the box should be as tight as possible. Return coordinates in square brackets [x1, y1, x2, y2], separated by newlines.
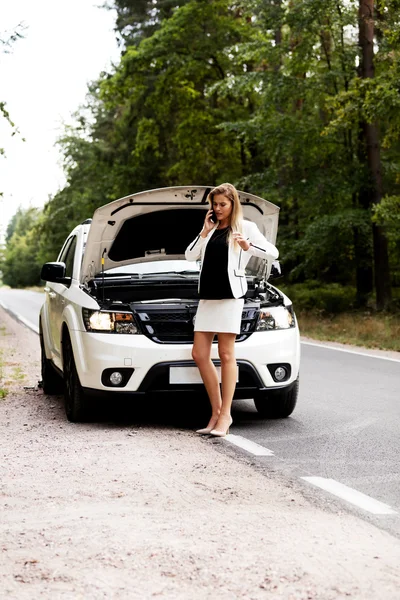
[301, 340, 400, 363]
[224, 434, 275, 456]
[14, 313, 39, 335]
[0, 300, 39, 334]
[302, 476, 397, 515]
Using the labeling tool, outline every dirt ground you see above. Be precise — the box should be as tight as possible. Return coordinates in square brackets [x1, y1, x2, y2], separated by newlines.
[1, 307, 400, 600]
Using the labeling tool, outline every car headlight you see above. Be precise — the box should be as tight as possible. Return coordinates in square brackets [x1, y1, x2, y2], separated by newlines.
[82, 309, 140, 334]
[256, 305, 295, 331]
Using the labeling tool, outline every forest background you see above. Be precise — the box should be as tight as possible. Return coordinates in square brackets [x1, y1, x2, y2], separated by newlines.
[1, 0, 400, 349]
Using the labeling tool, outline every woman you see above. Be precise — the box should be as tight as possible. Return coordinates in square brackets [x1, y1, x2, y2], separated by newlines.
[185, 183, 279, 437]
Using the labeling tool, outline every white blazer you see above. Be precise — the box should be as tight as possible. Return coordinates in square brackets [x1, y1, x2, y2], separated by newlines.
[185, 220, 279, 299]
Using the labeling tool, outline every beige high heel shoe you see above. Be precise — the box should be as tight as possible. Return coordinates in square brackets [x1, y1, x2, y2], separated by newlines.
[196, 419, 219, 435]
[209, 417, 233, 437]
[196, 426, 214, 435]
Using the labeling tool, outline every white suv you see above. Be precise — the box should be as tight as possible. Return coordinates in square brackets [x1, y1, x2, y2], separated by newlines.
[39, 186, 300, 422]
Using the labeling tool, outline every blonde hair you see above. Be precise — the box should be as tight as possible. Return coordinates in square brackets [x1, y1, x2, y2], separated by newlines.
[207, 183, 243, 248]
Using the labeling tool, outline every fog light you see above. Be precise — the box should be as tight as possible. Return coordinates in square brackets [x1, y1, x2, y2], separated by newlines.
[274, 367, 287, 381]
[109, 371, 123, 386]
[101, 367, 134, 387]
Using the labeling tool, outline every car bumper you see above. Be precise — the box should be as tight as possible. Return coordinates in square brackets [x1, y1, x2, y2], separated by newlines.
[72, 328, 300, 393]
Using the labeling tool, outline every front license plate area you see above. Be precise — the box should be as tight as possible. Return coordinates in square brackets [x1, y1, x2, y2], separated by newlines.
[169, 366, 238, 384]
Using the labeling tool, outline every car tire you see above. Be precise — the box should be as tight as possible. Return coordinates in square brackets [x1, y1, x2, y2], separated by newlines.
[39, 322, 63, 395]
[254, 376, 299, 418]
[63, 333, 88, 422]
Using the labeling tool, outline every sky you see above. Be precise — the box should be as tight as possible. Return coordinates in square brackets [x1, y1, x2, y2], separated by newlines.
[0, 0, 120, 239]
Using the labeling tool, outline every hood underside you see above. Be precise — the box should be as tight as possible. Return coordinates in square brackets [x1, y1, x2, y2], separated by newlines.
[80, 186, 280, 283]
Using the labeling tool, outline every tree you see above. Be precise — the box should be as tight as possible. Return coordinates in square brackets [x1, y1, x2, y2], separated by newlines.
[110, 0, 188, 46]
[26, 0, 400, 306]
[100, 0, 253, 185]
[216, 1, 367, 283]
[37, 0, 255, 261]
[213, 0, 397, 308]
[0, 207, 42, 287]
[358, 0, 391, 309]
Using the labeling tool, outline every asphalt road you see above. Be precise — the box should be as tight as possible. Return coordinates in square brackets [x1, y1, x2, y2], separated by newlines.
[0, 288, 42, 333]
[1, 287, 399, 538]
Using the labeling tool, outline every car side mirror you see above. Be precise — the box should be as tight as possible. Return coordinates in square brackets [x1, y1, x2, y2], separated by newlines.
[269, 260, 282, 280]
[41, 262, 70, 285]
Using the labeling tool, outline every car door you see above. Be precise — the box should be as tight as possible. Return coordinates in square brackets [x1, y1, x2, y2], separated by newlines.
[47, 236, 77, 366]
[45, 236, 72, 359]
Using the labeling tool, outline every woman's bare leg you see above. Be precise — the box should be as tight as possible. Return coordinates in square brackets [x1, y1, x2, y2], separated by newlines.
[213, 333, 237, 433]
[192, 331, 221, 428]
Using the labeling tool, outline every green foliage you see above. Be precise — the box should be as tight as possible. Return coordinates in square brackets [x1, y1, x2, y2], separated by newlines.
[373, 194, 400, 233]
[0, 208, 42, 288]
[35, 0, 256, 260]
[215, 0, 397, 307]
[2, 0, 399, 309]
[373, 194, 400, 285]
[100, 0, 252, 185]
[280, 282, 357, 314]
[286, 209, 372, 283]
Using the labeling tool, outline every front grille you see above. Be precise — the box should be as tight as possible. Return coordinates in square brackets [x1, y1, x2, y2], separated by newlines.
[136, 307, 196, 343]
[134, 303, 259, 344]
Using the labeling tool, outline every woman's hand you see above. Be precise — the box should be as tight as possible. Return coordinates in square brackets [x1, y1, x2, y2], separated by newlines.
[200, 210, 216, 237]
[232, 232, 250, 250]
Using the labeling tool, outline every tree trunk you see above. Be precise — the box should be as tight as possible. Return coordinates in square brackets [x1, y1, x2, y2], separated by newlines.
[354, 127, 374, 306]
[358, 0, 391, 309]
[353, 226, 373, 306]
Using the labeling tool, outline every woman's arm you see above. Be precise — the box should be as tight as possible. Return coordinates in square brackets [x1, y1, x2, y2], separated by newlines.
[185, 233, 208, 261]
[185, 209, 216, 261]
[244, 222, 279, 260]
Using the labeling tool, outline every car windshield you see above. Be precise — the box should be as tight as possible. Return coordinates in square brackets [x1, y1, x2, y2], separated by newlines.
[103, 260, 200, 277]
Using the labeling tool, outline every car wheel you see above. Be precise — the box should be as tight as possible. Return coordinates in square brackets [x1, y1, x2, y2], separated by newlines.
[254, 376, 299, 418]
[63, 333, 88, 422]
[39, 323, 63, 395]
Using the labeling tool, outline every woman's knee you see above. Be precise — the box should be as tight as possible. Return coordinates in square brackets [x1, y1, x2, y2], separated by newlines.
[192, 347, 208, 365]
[192, 347, 199, 363]
[218, 348, 235, 364]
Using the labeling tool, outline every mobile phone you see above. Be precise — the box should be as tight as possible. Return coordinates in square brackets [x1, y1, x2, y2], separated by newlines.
[210, 209, 217, 223]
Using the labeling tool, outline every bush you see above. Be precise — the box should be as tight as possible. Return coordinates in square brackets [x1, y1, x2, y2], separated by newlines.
[279, 281, 356, 314]
[0, 232, 42, 288]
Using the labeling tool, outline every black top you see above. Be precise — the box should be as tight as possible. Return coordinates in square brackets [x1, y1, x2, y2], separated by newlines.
[199, 227, 234, 299]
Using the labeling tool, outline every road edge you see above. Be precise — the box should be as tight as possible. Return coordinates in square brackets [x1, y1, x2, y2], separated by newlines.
[0, 298, 39, 334]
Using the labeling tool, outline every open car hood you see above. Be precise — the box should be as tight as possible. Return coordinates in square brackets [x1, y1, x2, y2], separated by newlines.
[80, 186, 280, 283]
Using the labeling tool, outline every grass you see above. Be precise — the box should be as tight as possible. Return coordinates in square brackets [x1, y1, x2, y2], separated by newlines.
[0, 340, 26, 398]
[0, 283, 43, 293]
[297, 310, 400, 352]
[11, 366, 26, 382]
[24, 285, 45, 293]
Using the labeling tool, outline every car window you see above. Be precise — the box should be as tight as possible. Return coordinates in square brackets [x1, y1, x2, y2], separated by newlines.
[64, 236, 77, 278]
[58, 237, 74, 264]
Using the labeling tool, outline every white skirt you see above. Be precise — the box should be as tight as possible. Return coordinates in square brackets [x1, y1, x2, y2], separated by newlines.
[194, 298, 244, 334]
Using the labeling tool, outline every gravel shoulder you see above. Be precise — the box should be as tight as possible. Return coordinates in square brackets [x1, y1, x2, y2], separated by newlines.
[1, 306, 400, 600]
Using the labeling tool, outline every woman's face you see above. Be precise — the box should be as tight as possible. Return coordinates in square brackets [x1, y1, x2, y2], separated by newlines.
[212, 194, 233, 223]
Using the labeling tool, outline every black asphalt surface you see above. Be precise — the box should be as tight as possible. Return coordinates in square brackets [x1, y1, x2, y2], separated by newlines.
[231, 344, 400, 536]
[1, 287, 399, 537]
